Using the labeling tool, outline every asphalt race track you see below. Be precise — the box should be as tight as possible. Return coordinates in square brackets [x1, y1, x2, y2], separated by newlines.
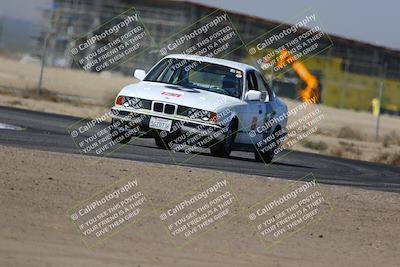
[0, 106, 399, 192]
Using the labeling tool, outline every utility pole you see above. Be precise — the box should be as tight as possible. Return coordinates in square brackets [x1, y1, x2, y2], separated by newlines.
[37, 4, 58, 95]
[375, 63, 387, 141]
[37, 32, 49, 95]
[375, 80, 383, 141]
[340, 55, 350, 109]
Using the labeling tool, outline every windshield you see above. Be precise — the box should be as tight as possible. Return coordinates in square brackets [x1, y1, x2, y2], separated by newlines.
[144, 58, 243, 98]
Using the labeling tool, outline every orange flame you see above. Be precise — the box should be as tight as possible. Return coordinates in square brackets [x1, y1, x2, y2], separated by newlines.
[275, 49, 319, 102]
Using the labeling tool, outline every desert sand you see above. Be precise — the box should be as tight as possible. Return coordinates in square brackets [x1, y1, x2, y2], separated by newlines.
[0, 145, 399, 267]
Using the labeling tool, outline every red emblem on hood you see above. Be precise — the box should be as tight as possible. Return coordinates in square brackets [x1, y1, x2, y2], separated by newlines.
[161, 92, 182, 98]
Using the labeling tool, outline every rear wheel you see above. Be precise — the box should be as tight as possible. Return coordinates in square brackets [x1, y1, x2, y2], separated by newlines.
[210, 120, 237, 158]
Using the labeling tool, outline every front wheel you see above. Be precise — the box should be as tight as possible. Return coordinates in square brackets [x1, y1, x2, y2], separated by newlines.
[254, 148, 275, 163]
[210, 120, 237, 158]
[154, 132, 173, 150]
[254, 128, 280, 163]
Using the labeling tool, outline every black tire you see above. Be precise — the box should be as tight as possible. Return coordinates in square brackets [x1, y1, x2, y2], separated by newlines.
[254, 128, 279, 163]
[210, 120, 237, 158]
[154, 133, 173, 150]
[254, 148, 274, 163]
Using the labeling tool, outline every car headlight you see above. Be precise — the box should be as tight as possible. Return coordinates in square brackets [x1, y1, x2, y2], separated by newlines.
[185, 108, 217, 123]
[116, 96, 142, 109]
[200, 111, 211, 121]
[187, 108, 201, 119]
[126, 97, 142, 109]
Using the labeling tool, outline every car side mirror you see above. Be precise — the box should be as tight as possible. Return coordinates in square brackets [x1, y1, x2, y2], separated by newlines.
[134, 69, 146, 81]
[245, 90, 262, 101]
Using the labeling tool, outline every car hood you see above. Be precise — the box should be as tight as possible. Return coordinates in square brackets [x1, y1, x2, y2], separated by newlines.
[118, 81, 243, 111]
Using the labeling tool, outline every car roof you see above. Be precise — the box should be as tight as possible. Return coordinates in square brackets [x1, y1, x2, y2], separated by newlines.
[165, 54, 257, 72]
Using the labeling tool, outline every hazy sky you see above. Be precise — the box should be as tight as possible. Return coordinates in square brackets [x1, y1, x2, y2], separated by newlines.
[191, 0, 398, 50]
[0, 0, 398, 50]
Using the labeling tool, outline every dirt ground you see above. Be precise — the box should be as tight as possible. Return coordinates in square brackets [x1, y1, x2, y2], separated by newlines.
[0, 57, 134, 104]
[0, 145, 399, 267]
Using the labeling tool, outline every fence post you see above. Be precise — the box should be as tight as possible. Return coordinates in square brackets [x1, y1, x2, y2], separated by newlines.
[375, 63, 387, 141]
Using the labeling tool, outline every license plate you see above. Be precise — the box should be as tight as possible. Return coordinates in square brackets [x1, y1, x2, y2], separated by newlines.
[149, 117, 172, 132]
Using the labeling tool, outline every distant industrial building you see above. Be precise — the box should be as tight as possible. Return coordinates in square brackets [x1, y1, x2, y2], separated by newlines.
[36, 0, 400, 113]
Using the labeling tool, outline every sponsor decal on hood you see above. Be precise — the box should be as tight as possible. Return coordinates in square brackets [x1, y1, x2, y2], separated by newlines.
[161, 89, 184, 98]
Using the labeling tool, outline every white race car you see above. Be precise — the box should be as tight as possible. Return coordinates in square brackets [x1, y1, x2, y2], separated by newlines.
[110, 54, 288, 162]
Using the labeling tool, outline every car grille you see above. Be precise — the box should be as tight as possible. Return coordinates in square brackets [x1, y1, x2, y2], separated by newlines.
[141, 99, 152, 110]
[152, 102, 177, 115]
[177, 105, 189, 116]
[154, 102, 163, 112]
[164, 104, 175, 114]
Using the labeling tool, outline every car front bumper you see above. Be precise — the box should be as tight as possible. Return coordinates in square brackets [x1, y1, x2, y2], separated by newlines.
[110, 107, 226, 143]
